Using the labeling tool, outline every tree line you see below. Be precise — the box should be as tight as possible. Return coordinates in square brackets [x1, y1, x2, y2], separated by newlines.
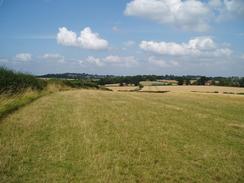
[97, 75, 244, 87]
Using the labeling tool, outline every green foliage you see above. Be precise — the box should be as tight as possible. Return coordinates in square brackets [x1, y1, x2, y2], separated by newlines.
[177, 77, 184, 85]
[40, 72, 244, 88]
[185, 78, 191, 85]
[196, 76, 209, 85]
[98, 75, 158, 86]
[139, 83, 144, 89]
[238, 77, 244, 87]
[98, 75, 244, 87]
[63, 79, 99, 89]
[0, 67, 47, 94]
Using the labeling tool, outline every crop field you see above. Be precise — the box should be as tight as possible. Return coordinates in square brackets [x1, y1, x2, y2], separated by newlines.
[141, 85, 244, 94]
[140, 81, 169, 86]
[106, 86, 138, 92]
[0, 89, 244, 182]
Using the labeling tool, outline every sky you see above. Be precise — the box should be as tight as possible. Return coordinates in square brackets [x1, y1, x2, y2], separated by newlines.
[0, 0, 244, 76]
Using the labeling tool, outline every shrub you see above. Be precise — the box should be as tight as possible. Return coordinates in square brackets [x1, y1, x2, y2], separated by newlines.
[0, 67, 47, 94]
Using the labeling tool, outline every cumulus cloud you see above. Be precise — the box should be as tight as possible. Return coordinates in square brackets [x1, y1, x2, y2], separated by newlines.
[210, 0, 244, 20]
[104, 55, 138, 67]
[86, 56, 104, 67]
[86, 55, 137, 67]
[78, 27, 109, 50]
[57, 27, 77, 46]
[140, 41, 188, 56]
[57, 27, 109, 50]
[125, 0, 244, 32]
[209, 0, 222, 8]
[140, 37, 232, 57]
[148, 56, 179, 68]
[125, 0, 210, 32]
[15, 53, 32, 61]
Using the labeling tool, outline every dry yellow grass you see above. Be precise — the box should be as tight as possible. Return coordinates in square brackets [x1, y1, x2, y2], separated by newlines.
[141, 85, 244, 94]
[107, 86, 138, 91]
[0, 90, 244, 182]
[0, 89, 42, 119]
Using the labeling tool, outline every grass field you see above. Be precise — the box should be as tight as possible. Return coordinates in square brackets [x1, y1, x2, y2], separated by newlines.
[0, 90, 44, 120]
[0, 90, 244, 182]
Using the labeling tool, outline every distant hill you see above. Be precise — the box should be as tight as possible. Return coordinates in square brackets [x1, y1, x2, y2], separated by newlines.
[38, 73, 113, 79]
[37, 73, 244, 87]
[38, 73, 203, 80]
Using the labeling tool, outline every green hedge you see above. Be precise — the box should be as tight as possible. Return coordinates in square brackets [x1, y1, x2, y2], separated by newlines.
[0, 67, 47, 94]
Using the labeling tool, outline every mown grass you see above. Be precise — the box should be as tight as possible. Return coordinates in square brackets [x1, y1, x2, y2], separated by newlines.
[0, 90, 243, 182]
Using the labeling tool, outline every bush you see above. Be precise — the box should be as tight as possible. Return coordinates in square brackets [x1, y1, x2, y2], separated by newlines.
[0, 67, 47, 94]
[63, 79, 99, 89]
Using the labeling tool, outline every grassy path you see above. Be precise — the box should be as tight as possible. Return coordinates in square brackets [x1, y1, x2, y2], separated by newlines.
[0, 90, 244, 182]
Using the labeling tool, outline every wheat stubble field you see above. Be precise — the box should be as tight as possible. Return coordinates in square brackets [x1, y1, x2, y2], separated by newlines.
[141, 85, 244, 94]
[0, 89, 244, 182]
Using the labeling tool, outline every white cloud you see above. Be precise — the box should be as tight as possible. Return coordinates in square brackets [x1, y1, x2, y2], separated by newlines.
[125, 0, 244, 32]
[103, 55, 122, 63]
[217, 0, 244, 20]
[140, 36, 232, 57]
[78, 27, 109, 50]
[86, 55, 137, 67]
[15, 53, 32, 62]
[140, 41, 188, 56]
[104, 55, 138, 67]
[213, 48, 232, 57]
[209, 0, 222, 8]
[125, 0, 210, 32]
[86, 56, 104, 67]
[187, 37, 216, 50]
[42, 53, 65, 63]
[57, 27, 109, 50]
[57, 27, 77, 46]
[148, 56, 179, 68]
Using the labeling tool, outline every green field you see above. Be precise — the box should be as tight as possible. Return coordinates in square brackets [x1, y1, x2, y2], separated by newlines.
[0, 90, 244, 182]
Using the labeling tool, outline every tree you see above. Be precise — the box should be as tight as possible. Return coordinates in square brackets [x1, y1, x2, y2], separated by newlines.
[197, 77, 208, 85]
[239, 77, 244, 87]
[177, 78, 184, 85]
[185, 79, 191, 85]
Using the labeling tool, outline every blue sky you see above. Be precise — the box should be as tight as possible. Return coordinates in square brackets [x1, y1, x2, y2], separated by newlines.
[0, 0, 244, 76]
